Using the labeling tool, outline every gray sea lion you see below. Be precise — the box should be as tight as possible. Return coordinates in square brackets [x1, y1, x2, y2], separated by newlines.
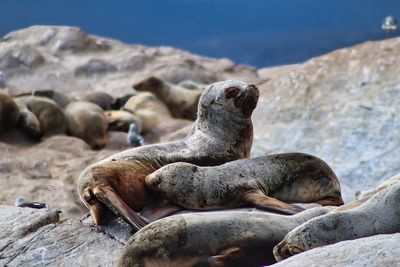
[82, 91, 115, 110]
[146, 153, 344, 215]
[118, 207, 334, 267]
[77, 80, 259, 230]
[0, 91, 19, 132]
[133, 76, 201, 120]
[104, 110, 142, 132]
[65, 101, 108, 149]
[14, 95, 67, 139]
[273, 181, 400, 261]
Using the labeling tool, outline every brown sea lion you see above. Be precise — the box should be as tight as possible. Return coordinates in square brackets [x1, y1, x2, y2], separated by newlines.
[123, 91, 172, 133]
[77, 80, 259, 230]
[133, 76, 201, 120]
[273, 181, 400, 261]
[118, 207, 334, 267]
[13, 89, 71, 108]
[146, 153, 344, 215]
[104, 110, 142, 133]
[82, 91, 115, 110]
[14, 95, 67, 139]
[65, 101, 108, 149]
[0, 91, 19, 132]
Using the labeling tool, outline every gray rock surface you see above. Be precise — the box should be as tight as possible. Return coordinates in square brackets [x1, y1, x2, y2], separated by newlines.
[0, 205, 125, 267]
[272, 233, 400, 267]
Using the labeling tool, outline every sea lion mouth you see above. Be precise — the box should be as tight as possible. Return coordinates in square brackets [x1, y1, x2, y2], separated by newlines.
[273, 240, 305, 261]
[235, 84, 259, 117]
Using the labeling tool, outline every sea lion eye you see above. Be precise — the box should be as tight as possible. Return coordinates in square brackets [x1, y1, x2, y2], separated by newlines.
[224, 86, 240, 98]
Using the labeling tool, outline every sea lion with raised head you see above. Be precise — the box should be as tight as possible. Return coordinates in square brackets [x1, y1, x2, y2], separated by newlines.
[14, 95, 67, 139]
[77, 80, 259, 230]
[118, 207, 334, 267]
[0, 91, 19, 133]
[133, 76, 201, 120]
[273, 181, 400, 261]
[65, 101, 108, 149]
[146, 153, 344, 215]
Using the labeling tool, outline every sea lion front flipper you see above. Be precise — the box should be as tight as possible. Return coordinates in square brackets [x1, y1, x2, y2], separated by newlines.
[140, 200, 183, 222]
[192, 247, 242, 267]
[92, 185, 149, 230]
[244, 191, 305, 215]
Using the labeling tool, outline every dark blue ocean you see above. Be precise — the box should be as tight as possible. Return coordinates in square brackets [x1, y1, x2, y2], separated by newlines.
[1, 0, 399, 67]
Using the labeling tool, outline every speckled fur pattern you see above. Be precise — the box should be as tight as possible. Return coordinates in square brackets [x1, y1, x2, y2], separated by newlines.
[77, 80, 259, 230]
[117, 207, 334, 267]
[273, 181, 400, 261]
[146, 153, 344, 211]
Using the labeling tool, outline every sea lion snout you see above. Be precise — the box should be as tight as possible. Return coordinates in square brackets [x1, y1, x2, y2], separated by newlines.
[273, 239, 304, 261]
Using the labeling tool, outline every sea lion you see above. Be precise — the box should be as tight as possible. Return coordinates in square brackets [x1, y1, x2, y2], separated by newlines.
[273, 181, 400, 261]
[133, 76, 201, 120]
[14, 95, 67, 139]
[82, 91, 115, 110]
[77, 80, 259, 230]
[0, 91, 19, 132]
[123, 92, 172, 133]
[13, 89, 71, 108]
[146, 153, 344, 215]
[104, 110, 142, 132]
[355, 172, 400, 200]
[118, 207, 334, 267]
[64, 101, 108, 149]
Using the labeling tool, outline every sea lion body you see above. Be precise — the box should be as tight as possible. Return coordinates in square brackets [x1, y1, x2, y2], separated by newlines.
[65, 101, 108, 149]
[133, 76, 201, 120]
[14, 95, 67, 139]
[82, 91, 114, 110]
[273, 181, 400, 261]
[118, 207, 334, 267]
[104, 110, 142, 133]
[77, 80, 259, 230]
[0, 92, 19, 132]
[146, 153, 344, 214]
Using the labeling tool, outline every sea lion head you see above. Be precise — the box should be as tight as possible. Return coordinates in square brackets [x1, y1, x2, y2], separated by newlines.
[198, 80, 259, 120]
[18, 110, 42, 139]
[145, 162, 197, 198]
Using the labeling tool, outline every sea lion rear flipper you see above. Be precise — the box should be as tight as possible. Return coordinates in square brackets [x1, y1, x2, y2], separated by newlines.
[140, 200, 183, 222]
[192, 247, 242, 267]
[92, 185, 149, 230]
[244, 191, 305, 215]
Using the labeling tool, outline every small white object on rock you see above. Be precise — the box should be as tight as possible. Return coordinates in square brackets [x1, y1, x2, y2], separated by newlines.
[127, 123, 145, 147]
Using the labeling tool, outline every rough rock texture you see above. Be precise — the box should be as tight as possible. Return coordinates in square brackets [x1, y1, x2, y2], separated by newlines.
[271, 233, 400, 267]
[0, 205, 125, 266]
[253, 39, 400, 200]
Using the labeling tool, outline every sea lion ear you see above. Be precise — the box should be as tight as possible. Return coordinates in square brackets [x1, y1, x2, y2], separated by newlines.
[224, 86, 240, 98]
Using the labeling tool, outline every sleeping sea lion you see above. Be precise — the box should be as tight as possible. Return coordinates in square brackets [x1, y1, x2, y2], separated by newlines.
[77, 80, 259, 230]
[82, 91, 115, 110]
[146, 153, 344, 215]
[0, 91, 19, 133]
[118, 207, 334, 267]
[65, 101, 108, 149]
[273, 181, 400, 261]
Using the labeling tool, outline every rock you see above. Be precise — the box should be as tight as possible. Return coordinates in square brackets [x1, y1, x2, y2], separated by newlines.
[271, 233, 400, 267]
[0, 205, 124, 266]
[75, 59, 117, 77]
[0, 44, 45, 72]
[252, 38, 400, 201]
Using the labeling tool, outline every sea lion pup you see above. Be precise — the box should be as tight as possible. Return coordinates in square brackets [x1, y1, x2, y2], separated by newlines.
[118, 207, 334, 267]
[65, 101, 108, 150]
[273, 181, 400, 261]
[14, 89, 71, 108]
[82, 91, 115, 110]
[0, 91, 19, 132]
[104, 110, 142, 132]
[146, 153, 343, 215]
[133, 76, 201, 120]
[14, 95, 67, 139]
[77, 80, 259, 230]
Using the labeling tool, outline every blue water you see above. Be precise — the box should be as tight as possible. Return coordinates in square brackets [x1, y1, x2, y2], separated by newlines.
[1, 0, 399, 67]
